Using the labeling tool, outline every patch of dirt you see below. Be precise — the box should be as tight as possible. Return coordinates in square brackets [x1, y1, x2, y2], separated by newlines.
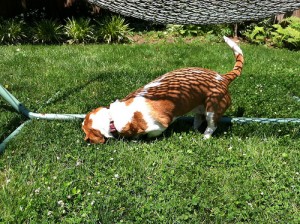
[130, 34, 188, 45]
[130, 33, 242, 45]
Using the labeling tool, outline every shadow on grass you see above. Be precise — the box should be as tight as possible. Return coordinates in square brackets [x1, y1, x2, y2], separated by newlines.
[108, 116, 233, 144]
[0, 104, 18, 113]
[170, 117, 300, 140]
[165, 116, 232, 137]
[107, 114, 300, 144]
[39, 72, 111, 108]
[0, 116, 27, 143]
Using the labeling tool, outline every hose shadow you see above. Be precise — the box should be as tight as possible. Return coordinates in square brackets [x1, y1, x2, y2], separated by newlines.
[0, 116, 27, 144]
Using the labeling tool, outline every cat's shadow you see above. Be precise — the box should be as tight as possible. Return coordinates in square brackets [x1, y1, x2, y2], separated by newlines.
[164, 116, 232, 138]
[109, 116, 232, 144]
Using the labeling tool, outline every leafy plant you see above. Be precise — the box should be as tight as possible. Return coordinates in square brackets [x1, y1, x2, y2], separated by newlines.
[166, 24, 184, 36]
[271, 16, 300, 49]
[0, 18, 26, 44]
[166, 24, 204, 37]
[95, 15, 132, 44]
[242, 18, 274, 45]
[64, 17, 94, 44]
[166, 24, 233, 41]
[32, 20, 64, 44]
[171, 24, 202, 36]
[214, 24, 233, 37]
[242, 17, 300, 49]
[244, 26, 268, 44]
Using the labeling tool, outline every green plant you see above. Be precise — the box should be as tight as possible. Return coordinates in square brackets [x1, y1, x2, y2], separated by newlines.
[214, 24, 233, 37]
[171, 24, 202, 36]
[242, 18, 274, 45]
[0, 18, 26, 44]
[271, 16, 300, 49]
[166, 24, 184, 36]
[166, 24, 233, 41]
[64, 17, 94, 44]
[166, 24, 204, 37]
[244, 26, 268, 44]
[95, 15, 132, 44]
[32, 20, 64, 44]
[242, 17, 300, 49]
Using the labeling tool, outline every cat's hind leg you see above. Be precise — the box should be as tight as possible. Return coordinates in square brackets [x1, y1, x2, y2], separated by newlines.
[193, 105, 206, 131]
[203, 112, 217, 139]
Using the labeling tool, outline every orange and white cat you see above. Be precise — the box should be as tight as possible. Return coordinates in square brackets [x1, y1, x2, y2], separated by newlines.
[82, 36, 244, 143]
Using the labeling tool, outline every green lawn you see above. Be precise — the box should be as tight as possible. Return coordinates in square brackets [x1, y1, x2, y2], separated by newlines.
[0, 40, 300, 223]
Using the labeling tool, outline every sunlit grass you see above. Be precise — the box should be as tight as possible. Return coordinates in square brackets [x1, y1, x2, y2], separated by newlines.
[0, 41, 300, 223]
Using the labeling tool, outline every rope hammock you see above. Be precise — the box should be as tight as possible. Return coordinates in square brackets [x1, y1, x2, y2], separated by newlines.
[88, 0, 300, 24]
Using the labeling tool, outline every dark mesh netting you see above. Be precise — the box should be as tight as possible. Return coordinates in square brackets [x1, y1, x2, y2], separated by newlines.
[88, 0, 300, 24]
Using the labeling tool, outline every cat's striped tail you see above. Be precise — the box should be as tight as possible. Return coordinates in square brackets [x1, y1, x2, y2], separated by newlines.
[223, 36, 244, 85]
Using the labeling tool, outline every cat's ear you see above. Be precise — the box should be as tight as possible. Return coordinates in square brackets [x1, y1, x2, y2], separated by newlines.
[84, 128, 106, 144]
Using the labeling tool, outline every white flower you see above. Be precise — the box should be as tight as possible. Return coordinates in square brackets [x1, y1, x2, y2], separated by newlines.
[91, 200, 95, 206]
[57, 200, 64, 207]
[34, 188, 40, 194]
[114, 174, 119, 179]
[247, 202, 253, 208]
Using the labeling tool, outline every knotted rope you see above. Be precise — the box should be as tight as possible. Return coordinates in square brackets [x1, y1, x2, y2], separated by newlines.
[88, 0, 300, 24]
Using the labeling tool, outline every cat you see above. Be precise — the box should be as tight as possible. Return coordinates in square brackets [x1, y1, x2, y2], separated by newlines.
[82, 36, 244, 143]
